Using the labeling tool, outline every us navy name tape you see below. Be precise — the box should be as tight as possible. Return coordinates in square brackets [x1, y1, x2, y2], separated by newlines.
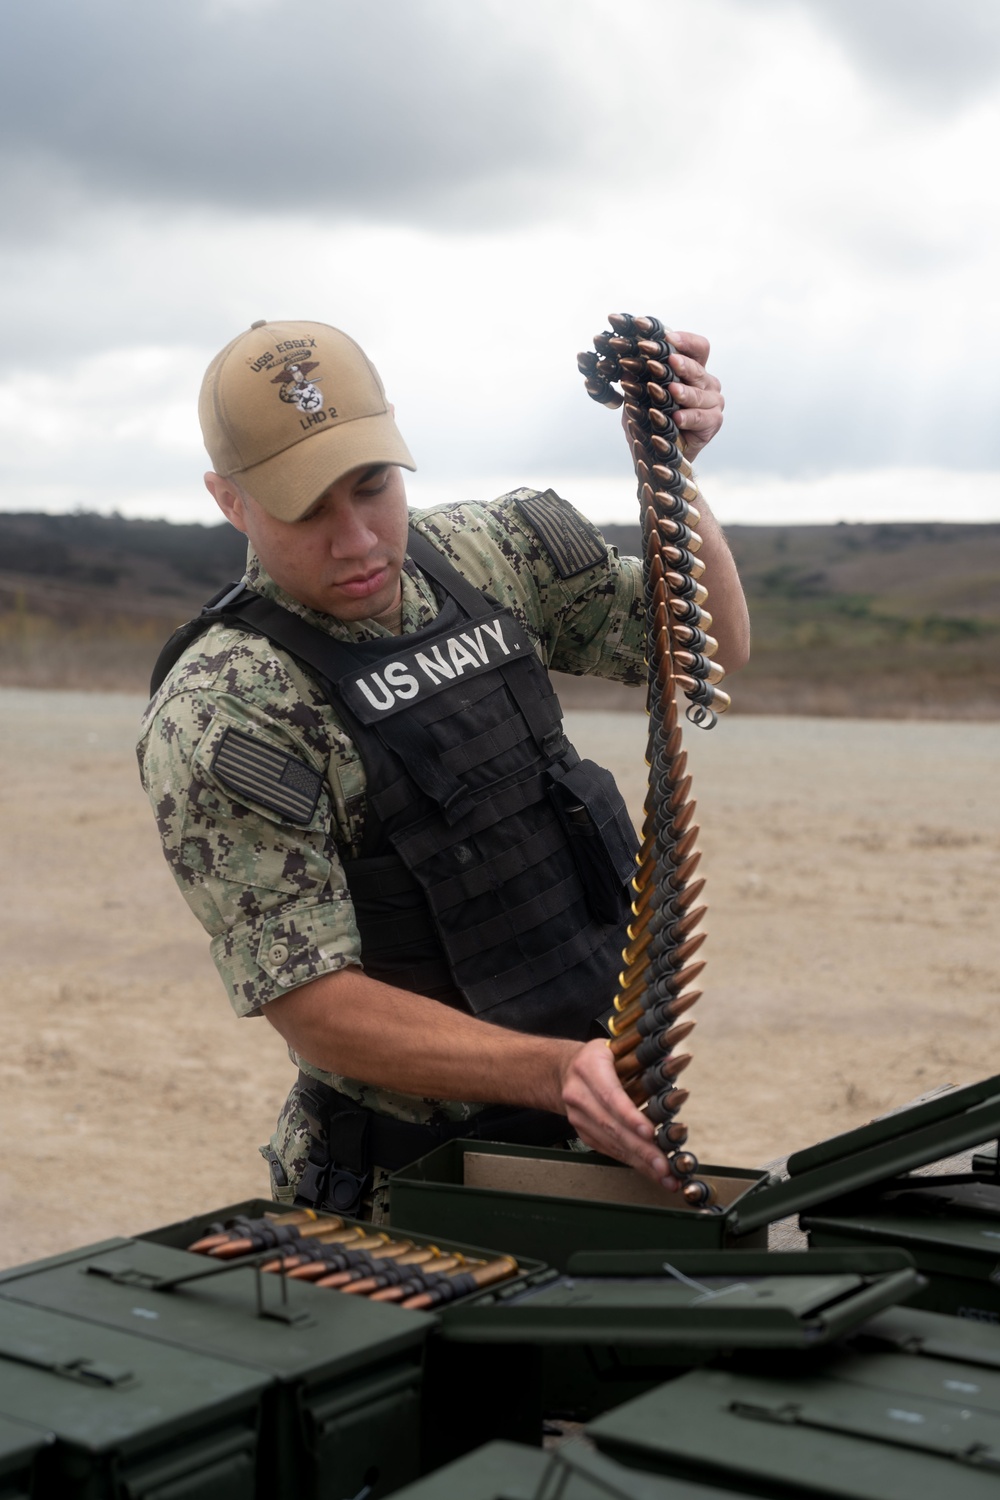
[340, 611, 533, 723]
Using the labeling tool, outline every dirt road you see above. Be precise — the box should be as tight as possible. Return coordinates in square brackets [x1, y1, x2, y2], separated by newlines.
[1, 688, 997, 1267]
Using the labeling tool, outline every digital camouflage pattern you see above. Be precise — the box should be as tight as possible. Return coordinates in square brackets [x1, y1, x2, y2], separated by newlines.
[138, 490, 647, 1191]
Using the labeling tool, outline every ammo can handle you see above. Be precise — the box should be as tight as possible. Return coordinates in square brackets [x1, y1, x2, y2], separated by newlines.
[87, 1256, 252, 1293]
[0, 1339, 133, 1387]
[86, 1255, 311, 1325]
[532, 1441, 667, 1499]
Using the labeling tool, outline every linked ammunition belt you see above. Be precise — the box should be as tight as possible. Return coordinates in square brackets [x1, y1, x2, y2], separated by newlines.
[579, 314, 731, 1210]
[186, 1210, 519, 1310]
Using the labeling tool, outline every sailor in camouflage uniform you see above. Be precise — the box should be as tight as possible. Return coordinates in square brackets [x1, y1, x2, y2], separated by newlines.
[139, 319, 748, 1222]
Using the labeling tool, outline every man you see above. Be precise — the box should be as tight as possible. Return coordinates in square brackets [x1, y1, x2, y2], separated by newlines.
[139, 318, 749, 1221]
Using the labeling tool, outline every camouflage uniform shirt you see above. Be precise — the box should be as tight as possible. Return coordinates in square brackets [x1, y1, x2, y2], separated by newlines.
[137, 489, 647, 1197]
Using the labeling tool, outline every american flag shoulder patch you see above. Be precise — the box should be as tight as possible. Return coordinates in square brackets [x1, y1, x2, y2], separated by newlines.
[211, 727, 323, 825]
[514, 488, 608, 579]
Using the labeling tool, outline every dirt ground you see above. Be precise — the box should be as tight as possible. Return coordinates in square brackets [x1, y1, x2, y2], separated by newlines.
[1, 688, 997, 1269]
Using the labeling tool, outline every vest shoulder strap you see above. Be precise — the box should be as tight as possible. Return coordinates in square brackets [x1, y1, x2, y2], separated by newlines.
[404, 526, 502, 615]
[148, 526, 494, 701]
[148, 581, 249, 697]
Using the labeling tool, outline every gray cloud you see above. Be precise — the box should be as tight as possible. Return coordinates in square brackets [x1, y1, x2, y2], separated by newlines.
[0, 0, 583, 226]
[499, 345, 1000, 479]
[798, 0, 1000, 111]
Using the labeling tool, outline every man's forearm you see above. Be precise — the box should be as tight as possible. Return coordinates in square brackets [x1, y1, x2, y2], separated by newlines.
[265, 966, 574, 1111]
[264, 966, 681, 1188]
[691, 495, 750, 673]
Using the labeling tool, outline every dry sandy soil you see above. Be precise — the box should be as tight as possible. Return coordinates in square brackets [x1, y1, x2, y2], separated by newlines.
[1, 688, 997, 1268]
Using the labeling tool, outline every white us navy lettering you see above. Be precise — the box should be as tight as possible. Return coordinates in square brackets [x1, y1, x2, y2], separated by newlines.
[353, 616, 520, 713]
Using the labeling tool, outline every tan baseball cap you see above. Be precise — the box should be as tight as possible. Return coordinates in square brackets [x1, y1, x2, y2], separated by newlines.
[198, 319, 416, 520]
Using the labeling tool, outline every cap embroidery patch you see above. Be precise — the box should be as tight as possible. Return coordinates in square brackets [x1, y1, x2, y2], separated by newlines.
[271, 362, 324, 413]
[211, 727, 323, 824]
[514, 489, 607, 579]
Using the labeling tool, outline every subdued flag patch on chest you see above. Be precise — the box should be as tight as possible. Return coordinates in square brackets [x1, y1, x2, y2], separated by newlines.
[514, 488, 608, 578]
[211, 727, 323, 824]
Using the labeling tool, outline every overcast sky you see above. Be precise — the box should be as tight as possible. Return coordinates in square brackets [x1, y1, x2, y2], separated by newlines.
[1, 0, 998, 527]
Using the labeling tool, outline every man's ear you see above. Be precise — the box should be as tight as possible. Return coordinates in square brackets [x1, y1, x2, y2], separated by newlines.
[205, 472, 249, 533]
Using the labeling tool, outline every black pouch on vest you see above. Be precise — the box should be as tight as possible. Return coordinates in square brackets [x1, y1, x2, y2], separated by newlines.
[548, 759, 638, 924]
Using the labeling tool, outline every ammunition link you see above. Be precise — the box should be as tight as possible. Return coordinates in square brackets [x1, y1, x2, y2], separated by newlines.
[578, 312, 739, 1212]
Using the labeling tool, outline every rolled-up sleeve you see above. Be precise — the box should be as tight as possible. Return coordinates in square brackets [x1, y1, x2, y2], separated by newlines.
[210, 890, 359, 1017]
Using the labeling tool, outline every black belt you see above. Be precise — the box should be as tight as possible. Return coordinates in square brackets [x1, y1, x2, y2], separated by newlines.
[295, 1080, 569, 1206]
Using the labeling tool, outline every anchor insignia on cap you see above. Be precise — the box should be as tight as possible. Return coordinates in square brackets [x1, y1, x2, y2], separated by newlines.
[272, 362, 324, 413]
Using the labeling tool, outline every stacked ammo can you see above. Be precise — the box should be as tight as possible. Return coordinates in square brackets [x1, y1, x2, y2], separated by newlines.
[578, 314, 730, 1208]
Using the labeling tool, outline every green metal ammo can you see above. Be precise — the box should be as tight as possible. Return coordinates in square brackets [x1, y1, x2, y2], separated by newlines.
[0, 1199, 554, 1493]
[855, 1303, 1000, 1366]
[431, 1246, 922, 1422]
[0, 1224, 432, 1500]
[389, 1437, 746, 1499]
[0, 1412, 52, 1499]
[0, 1296, 269, 1500]
[588, 1340, 1000, 1498]
[388, 1141, 775, 1268]
[387, 1102, 1000, 1271]
[790, 1074, 1000, 1319]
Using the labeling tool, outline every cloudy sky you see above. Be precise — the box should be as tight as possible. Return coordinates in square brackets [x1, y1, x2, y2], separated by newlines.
[1, 0, 998, 527]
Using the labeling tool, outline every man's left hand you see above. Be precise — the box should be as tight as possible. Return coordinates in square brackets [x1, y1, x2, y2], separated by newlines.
[663, 330, 725, 462]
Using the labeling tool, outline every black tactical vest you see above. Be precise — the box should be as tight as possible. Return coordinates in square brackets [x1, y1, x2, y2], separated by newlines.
[150, 530, 639, 1041]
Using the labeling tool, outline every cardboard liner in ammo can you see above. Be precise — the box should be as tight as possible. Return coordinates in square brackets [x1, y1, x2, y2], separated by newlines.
[388, 1436, 746, 1500]
[587, 1339, 1000, 1500]
[387, 1141, 775, 1270]
[0, 1297, 269, 1500]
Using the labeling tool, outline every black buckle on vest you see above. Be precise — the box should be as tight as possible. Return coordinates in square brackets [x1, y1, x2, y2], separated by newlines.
[541, 727, 567, 759]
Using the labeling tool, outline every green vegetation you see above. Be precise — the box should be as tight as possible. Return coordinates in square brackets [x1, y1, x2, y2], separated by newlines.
[601, 521, 1000, 717]
[1, 513, 998, 715]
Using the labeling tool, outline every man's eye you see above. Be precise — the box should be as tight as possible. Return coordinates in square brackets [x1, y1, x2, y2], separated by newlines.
[358, 471, 390, 496]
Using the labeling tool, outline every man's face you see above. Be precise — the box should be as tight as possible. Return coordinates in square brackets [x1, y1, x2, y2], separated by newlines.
[209, 464, 410, 621]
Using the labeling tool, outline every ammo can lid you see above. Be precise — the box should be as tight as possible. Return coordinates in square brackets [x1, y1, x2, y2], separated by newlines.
[438, 1248, 920, 1350]
[0, 1238, 433, 1382]
[853, 1305, 1000, 1371]
[0, 1297, 269, 1451]
[731, 1072, 1000, 1235]
[389, 1436, 742, 1500]
[589, 1360, 1000, 1498]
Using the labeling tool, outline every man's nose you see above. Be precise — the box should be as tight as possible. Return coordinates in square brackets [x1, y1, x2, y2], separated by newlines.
[327, 505, 377, 557]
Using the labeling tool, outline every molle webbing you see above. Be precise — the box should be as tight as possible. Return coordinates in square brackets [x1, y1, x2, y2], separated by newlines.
[327, 530, 634, 1036]
[153, 528, 637, 1041]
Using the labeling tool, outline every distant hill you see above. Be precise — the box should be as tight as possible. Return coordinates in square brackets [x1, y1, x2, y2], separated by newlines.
[1, 511, 998, 715]
[567, 520, 1000, 718]
[0, 511, 248, 621]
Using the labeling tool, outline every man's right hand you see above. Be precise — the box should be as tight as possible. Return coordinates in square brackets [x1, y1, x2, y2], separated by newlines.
[558, 1039, 680, 1191]
[266, 969, 682, 1191]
